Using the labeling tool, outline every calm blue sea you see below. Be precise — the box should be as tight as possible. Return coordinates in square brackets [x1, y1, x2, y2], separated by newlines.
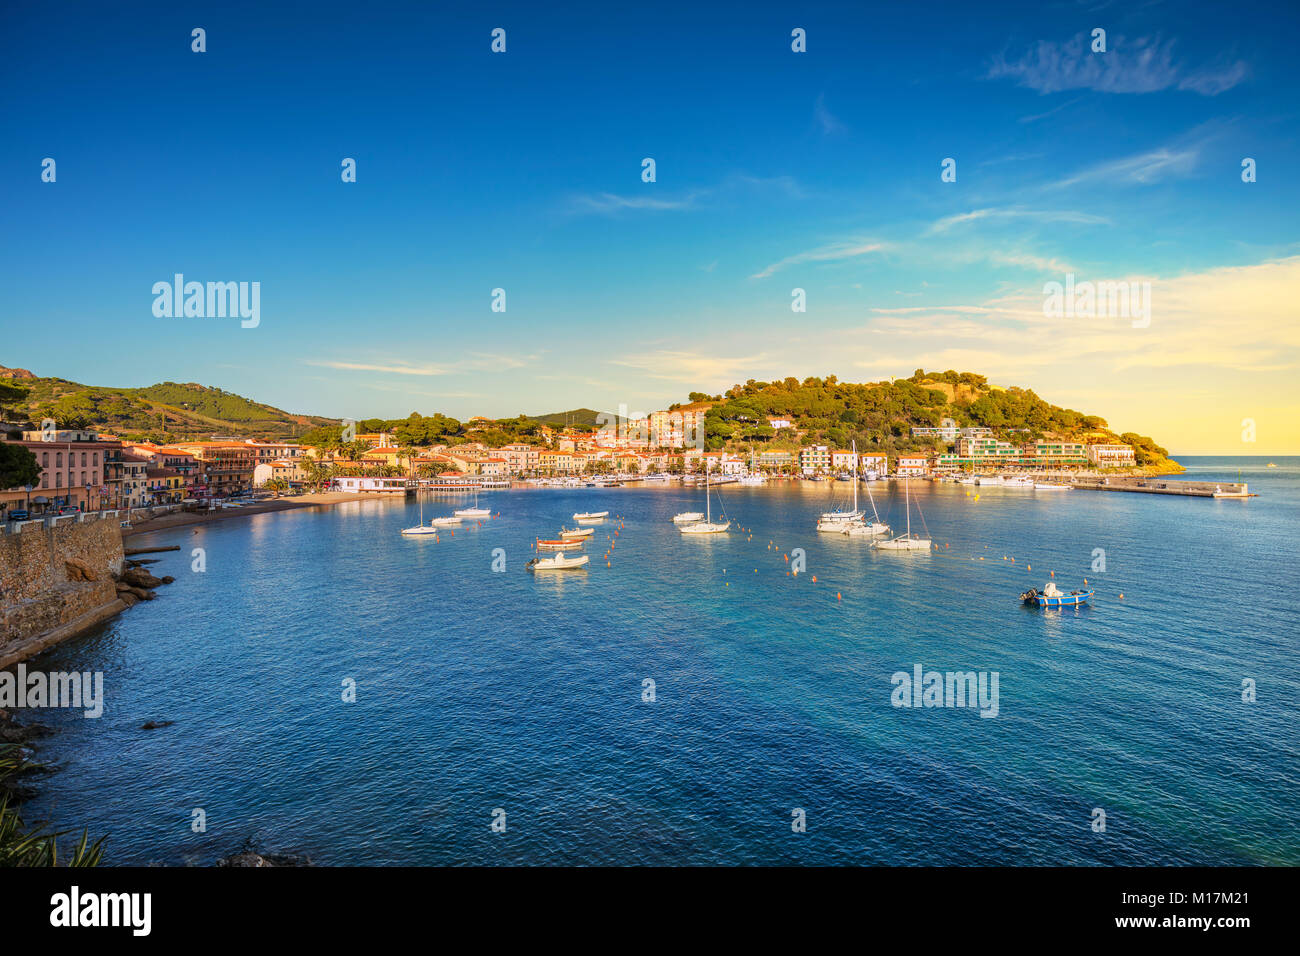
[18, 456, 1300, 865]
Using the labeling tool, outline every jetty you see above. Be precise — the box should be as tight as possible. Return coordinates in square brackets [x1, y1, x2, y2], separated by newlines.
[1069, 477, 1254, 498]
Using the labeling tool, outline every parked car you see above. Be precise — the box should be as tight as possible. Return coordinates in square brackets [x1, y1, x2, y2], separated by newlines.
[6, 509, 30, 521]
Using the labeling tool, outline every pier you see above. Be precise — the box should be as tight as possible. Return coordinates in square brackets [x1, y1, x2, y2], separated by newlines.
[1069, 477, 1254, 498]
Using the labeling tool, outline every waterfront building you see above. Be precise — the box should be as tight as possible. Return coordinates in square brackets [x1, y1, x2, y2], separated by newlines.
[1, 430, 120, 514]
[895, 455, 930, 477]
[799, 445, 832, 475]
[333, 475, 414, 494]
[759, 450, 793, 469]
[831, 449, 858, 472]
[167, 441, 257, 497]
[859, 454, 887, 474]
[144, 467, 185, 503]
[539, 450, 581, 474]
[1020, 441, 1087, 466]
[1087, 443, 1137, 467]
[955, 437, 1021, 462]
[498, 443, 540, 474]
[253, 459, 308, 487]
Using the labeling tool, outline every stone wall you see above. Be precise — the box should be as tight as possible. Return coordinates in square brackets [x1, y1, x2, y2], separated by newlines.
[0, 514, 127, 668]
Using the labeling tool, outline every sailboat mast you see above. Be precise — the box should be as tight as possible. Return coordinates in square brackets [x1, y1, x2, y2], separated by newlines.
[852, 440, 858, 513]
[705, 458, 711, 523]
[905, 477, 911, 537]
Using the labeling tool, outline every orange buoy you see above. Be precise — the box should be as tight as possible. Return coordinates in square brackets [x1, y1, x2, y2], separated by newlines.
[837, 592, 842, 601]
[1119, 593, 1124, 599]
[811, 575, 817, 583]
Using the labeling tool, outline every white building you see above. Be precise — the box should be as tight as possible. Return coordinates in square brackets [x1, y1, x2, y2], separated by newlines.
[334, 476, 414, 494]
[895, 455, 929, 477]
[1087, 444, 1136, 467]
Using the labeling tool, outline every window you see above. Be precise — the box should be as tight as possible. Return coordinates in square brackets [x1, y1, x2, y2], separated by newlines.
[93, 452, 99, 466]
[56, 452, 63, 467]
[42, 452, 49, 467]
[81, 452, 87, 466]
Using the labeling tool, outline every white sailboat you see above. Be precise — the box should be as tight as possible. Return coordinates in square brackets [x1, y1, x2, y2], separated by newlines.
[817, 441, 887, 534]
[873, 476, 931, 551]
[454, 485, 491, 518]
[680, 458, 729, 534]
[400, 495, 439, 536]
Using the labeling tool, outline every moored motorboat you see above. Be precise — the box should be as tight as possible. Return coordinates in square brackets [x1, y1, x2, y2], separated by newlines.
[559, 526, 595, 539]
[537, 537, 583, 551]
[527, 552, 590, 571]
[1033, 482, 1070, 490]
[573, 511, 609, 521]
[1020, 582, 1093, 607]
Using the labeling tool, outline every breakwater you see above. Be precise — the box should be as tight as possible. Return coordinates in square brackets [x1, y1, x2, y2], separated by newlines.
[1069, 477, 1253, 498]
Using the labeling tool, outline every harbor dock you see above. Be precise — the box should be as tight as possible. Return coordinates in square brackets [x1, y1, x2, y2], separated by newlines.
[1069, 477, 1254, 498]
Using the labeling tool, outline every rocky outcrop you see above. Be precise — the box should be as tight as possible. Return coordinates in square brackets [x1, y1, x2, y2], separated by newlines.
[0, 516, 128, 669]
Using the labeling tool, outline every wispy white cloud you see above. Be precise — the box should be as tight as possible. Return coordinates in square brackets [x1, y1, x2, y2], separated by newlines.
[609, 349, 773, 384]
[1048, 146, 1201, 189]
[568, 191, 704, 214]
[305, 359, 443, 376]
[926, 207, 1109, 234]
[813, 93, 846, 134]
[750, 240, 888, 279]
[989, 34, 1247, 95]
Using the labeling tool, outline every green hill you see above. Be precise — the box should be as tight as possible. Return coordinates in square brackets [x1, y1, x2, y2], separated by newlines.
[703, 370, 1175, 467]
[0, 373, 336, 443]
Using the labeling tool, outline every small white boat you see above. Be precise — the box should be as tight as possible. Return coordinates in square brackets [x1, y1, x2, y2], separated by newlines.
[872, 477, 930, 551]
[842, 520, 891, 537]
[573, 511, 609, 521]
[1003, 476, 1034, 488]
[679, 459, 729, 534]
[431, 515, 462, 525]
[559, 527, 595, 539]
[401, 497, 440, 536]
[1034, 483, 1070, 490]
[672, 511, 704, 524]
[975, 476, 1003, 486]
[454, 487, 492, 517]
[527, 552, 590, 571]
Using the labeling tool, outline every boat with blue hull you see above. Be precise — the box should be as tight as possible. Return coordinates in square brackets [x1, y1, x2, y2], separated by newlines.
[1020, 582, 1094, 607]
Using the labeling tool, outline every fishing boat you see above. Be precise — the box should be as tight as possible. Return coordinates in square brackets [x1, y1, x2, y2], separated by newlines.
[453, 486, 491, 518]
[1020, 582, 1093, 607]
[672, 511, 704, 524]
[573, 511, 609, 521]
[559, 526, 595, 539]
[537, 537, 582, 552]
[679, 458, 729, 534]
[527, 552, 590, 571]
[400, 495, 439, 536]
[873, 477, 931, 551]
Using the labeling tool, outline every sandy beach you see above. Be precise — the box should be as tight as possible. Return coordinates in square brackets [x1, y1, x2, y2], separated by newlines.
[121, 492, 375, 539]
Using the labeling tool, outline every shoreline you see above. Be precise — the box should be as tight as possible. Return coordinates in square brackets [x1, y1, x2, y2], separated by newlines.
[120, 492, 379, 539]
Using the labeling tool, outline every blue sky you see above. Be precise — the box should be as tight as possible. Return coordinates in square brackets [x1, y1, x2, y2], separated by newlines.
[2, 0, 1298, 451]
